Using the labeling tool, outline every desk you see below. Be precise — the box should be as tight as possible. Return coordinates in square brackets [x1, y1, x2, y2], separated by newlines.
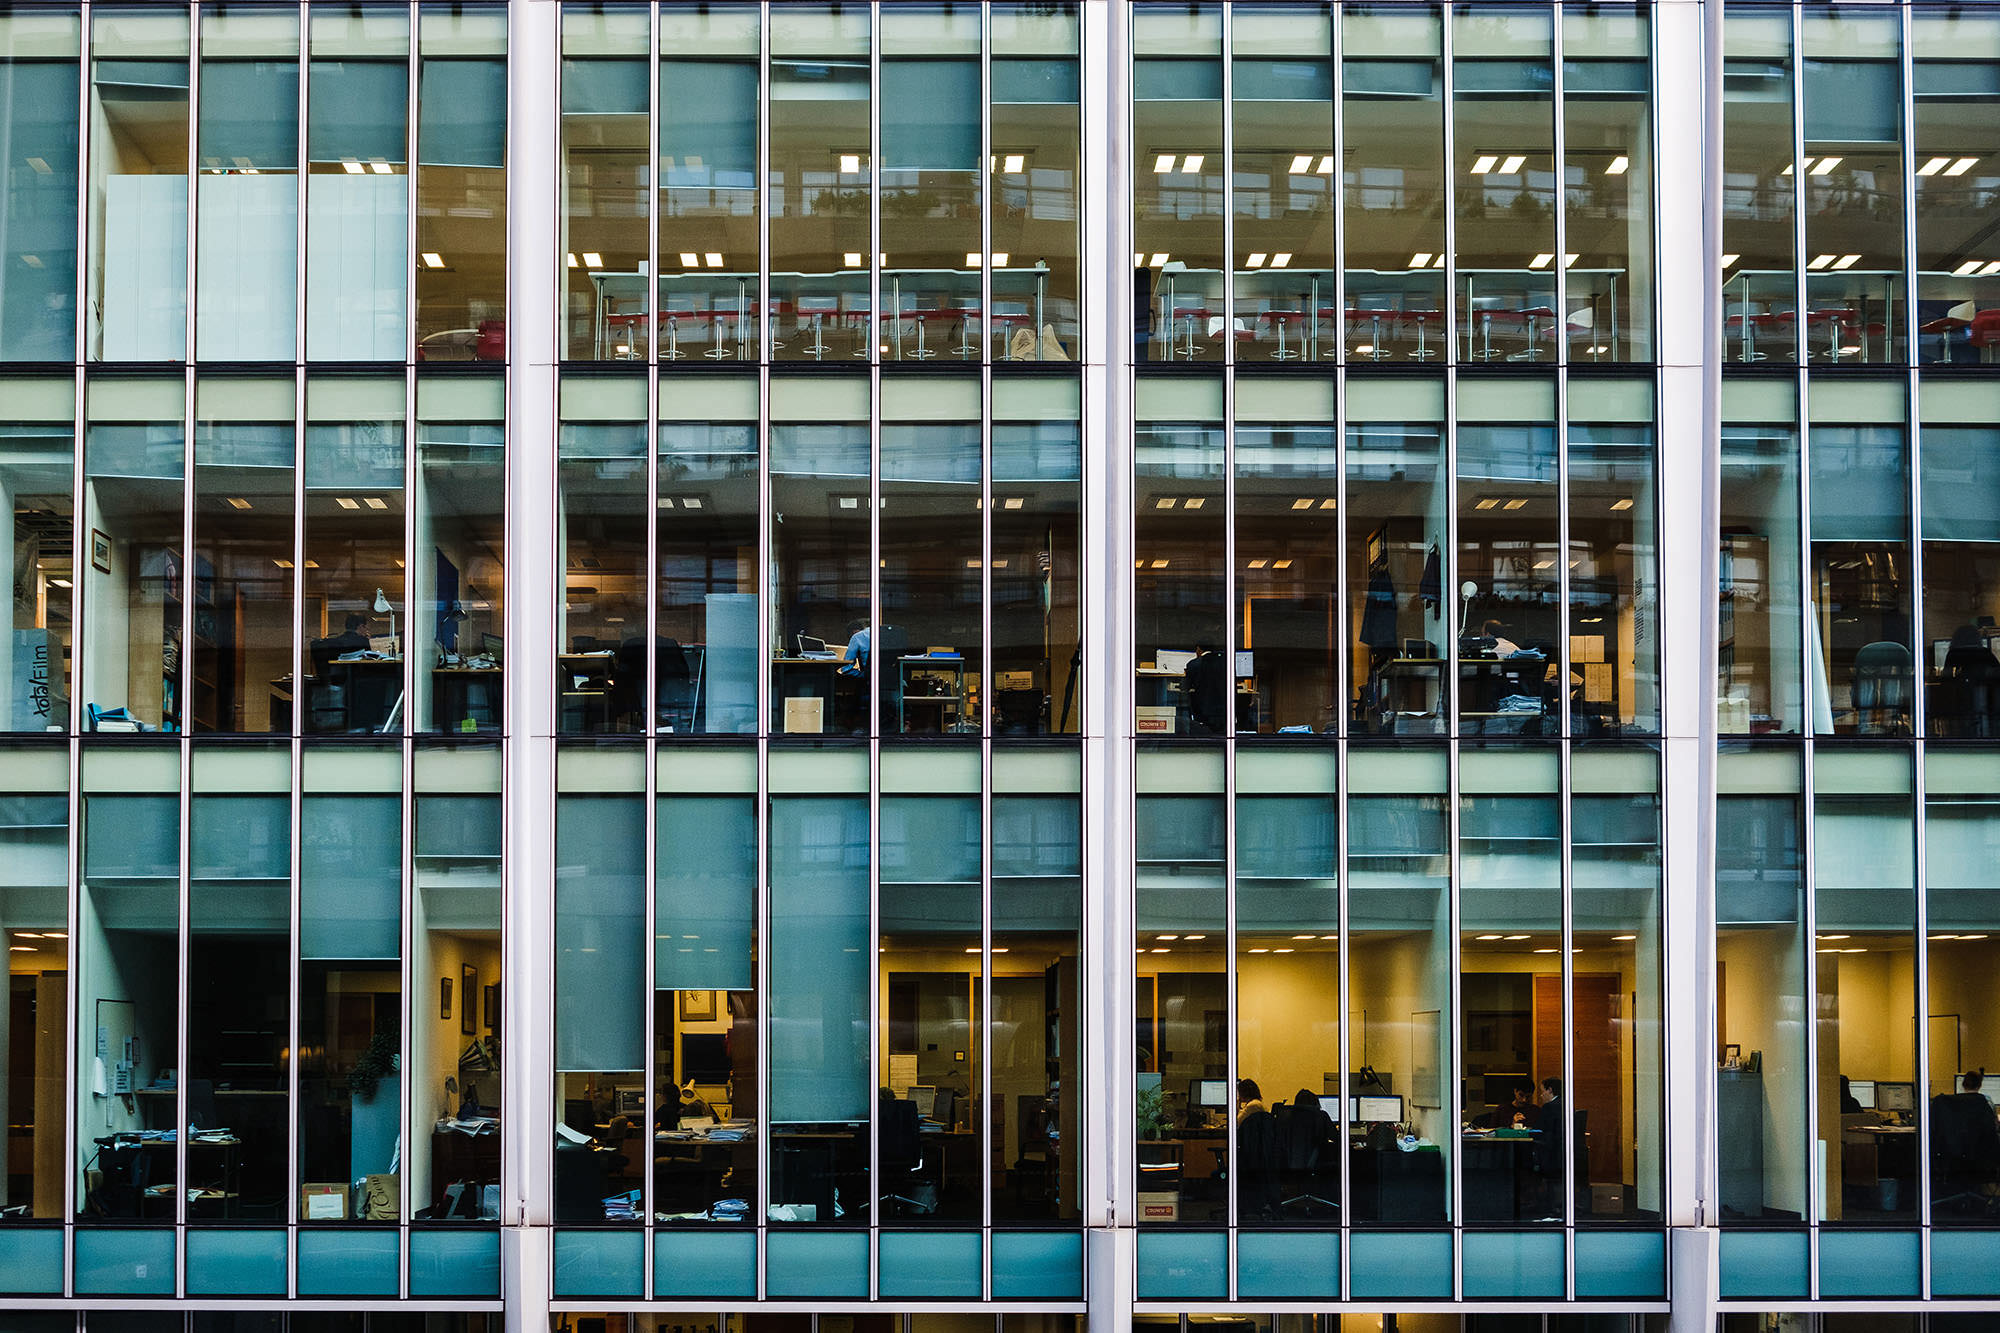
[431, 1123, 501, 1218]
[899, 655, 968, 733]
[1348, 1140, 1446, 1222]
[557, 651, 618, 732]
[1460, 1131, 1540, 1220]
[1843, 1124, 1919, 1214]
[769, 1126, 866, 1221]
[1135, 669, 1260, 735]
[772, 657, 843, 733]
[433, 666, 503, 732]
[274, 657, 403, 734]
[655, 1127, 756, 1219]
[1371, 656, 1553, 734]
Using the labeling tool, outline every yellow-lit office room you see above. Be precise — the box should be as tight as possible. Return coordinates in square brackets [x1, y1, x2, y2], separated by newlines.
[1134, 746, 1663, 1229]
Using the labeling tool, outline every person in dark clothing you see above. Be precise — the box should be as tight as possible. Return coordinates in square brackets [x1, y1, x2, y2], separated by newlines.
[1182, 643, 1229, 734]
[1839, 1075, 1864, 1115]
[1472, 1079, 1537, 1129]
[323, 613, 373, 655]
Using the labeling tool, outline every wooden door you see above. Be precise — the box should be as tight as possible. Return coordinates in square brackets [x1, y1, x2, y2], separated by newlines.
[1534, 972, 1623, 1188]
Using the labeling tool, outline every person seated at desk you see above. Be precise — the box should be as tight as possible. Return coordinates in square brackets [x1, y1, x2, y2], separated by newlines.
[1930, 1073, 2000, 1214]
[1235, 1077, 1265, 1122]
[322, 613, 374, 657]
[1840, 1074, 1865, 1115]
[1470, 1078, 1537, 1130]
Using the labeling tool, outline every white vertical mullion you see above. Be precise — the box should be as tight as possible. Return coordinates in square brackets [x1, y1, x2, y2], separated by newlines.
[1328, 4, 1343, 374]
[867, 355, 883, 1298]
[174, 725, 192, 1274]
[1445, 730, 1464, 1295]
[869, 2, 881, 367]
[1552, 4, 1572, 744]
[640, 6, 663, 1296]
[978, 4, 995, 1271]
[980, 4, 993, 372]
[294, 1, 308, 368]
[72, 6, 93, 377]
[185, 6, 201, 370]
[1440, 8, 1458, 369]
[62, 736, 82, 1295]
[1558, 732, 1577, 1284]
[752, 7, 773, 1286]
[1789, 2, 1808, 375]
[1219, 2, 1241, 1283]
[1220, 2, 1234, 372]
[405, 0, 420, 372]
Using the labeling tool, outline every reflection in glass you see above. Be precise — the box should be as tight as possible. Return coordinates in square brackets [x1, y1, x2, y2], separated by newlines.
[562, 9, 649, 362]
[1715, 745, 1807, 1224]
[1720, 412, 1804, 735]
[1920, 424, 2000, 738]
[1913, 15, 2000, 365]
[658, 6, 761, 365]
[1236, 421, 1337, 733]
[1563, 8, 1654, 362]
[1135, 761, 1226, 1224]
[1134, 4, 1223, 361]
[768, 6, 870, 364]
[1452, 6, 1556, 365]
[1721, 9, 1796, 363]
[194, 11, 299, 361]
[191, 414, 295, 732]
[415, 405, 504, 734]
[880, 4, 981, 365]
[991, 4, 1081, 360]
[81, 406, 185, 733]
[1347, 397, 1447, 735]
[1231, 5, 1334, 364]
[1809, 420, 1910, 735]
[415, 11, 507, 357]
[0, 13, 81, 361]
[1569, 420, 1659, 735]
[1135, 415, 1225, 736]
[302, 397, 405, 735]
[1342, 5, 1446, 363]
[88, 11, 190, 363]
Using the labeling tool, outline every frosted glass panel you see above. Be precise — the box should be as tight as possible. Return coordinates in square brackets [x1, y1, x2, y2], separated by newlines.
[196, 174, 299, 360]
[769, 795, 868, 1122]
[102, 176, 189, 361]
[307, 175, 408, 360]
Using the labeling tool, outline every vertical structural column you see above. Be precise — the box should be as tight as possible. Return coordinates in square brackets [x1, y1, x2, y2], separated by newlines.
[1080, 0, 1135, 1247]
[503, 0, 560, 1327]
[1657, 0, 1722, 1327]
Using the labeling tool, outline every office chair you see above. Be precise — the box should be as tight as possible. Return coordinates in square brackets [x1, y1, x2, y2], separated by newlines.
[875, 626, 911, 732]
[654, 638, 698, 733]
[996, 687, 1045, 735]
[878, 1090, 937, 1216]
[1278, 1090, 1340, 1217]
[1853, 641, 1913, 735]
[1235, 1106, 1283, 1220]
[1930, 1092, 2000, 1217]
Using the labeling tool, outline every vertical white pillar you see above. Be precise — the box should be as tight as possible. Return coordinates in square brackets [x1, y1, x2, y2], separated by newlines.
[1654, 0, 1721, 1242]
[503, 0, 561, 1274]
[1079, 0, 1135, 1236]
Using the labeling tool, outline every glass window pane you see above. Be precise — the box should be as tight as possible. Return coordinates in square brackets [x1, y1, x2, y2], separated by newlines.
[658, 407, 758, 734]
[1722, 8, 1796, 363]
[1343, 5, 1446, 362]
[82, 392, 185, 734]
[302, 384, 406, 736]
[1570, 413, 1660, 736]
[1720, 389, 1804, 735]
[1135, 406, 1224, 737]
[415, 383, 503, 734]
[89, 12, 190, 362]
[881, 420, 979, 738]
[992, 413, 1081, 735]
[1, 413, 75, 731]
[1808, 417, 1911, 736]
[1135, 4, 1222, 361]
[770, 417, 869, 735]
[415, 13, 506, 354]
[991, 3, 1080, 360]
[1237, 418, 1337, 732]
[0, 17, 81, 361]
[558, 416, 647, 733]
[1457, 409, 1559, 736]
[1232, 5, 1333, 363]
[1347, 381, 1447, 736]
[1564, 7, 1653, 362]
[562, 8, 649, 362]
[768, 4, 870, 364]
[0, 745, 68, 1222]
[306, 10, 410, 361]
[191, 408, 295, 733]
[1801, 12, 1905, 365]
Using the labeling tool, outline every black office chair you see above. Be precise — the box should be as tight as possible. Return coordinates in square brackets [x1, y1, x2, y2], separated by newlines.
[1278, 1090, 1339, 1217]
[875, 626, 911, 733]
[996, 687, 1045, 735]
[655, 637, 698, 733]
[878, 1090, 937, 1216]
[1853, 640, 1913, 735]
[306, 638, 348, 731]
[1931, 1092, 2000, 1217]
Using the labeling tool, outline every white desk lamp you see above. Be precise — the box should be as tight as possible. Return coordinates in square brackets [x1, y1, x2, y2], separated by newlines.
[373, 588, 397, 653]
[1458, 580, 1479, 640]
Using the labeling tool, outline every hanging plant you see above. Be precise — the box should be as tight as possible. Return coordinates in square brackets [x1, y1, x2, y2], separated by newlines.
[348, 1033, 398, 1103]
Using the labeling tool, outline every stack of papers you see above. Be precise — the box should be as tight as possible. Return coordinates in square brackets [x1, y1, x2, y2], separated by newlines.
[602, 1190, 641, 1221]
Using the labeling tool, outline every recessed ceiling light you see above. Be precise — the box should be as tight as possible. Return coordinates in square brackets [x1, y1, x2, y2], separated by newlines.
[1002, 497, 1024, 510]
[342, 158, 364, 175]
[1533, 947, 1558, 954]
[49, 578, 70, 589]
[966, 252, 984, 267]
[1499, 154, 1526, 175]
[1946, 156, 1978, 176]
[1149, 558, 1169, 569]
[1155, 497, 1176, 509]
[1149, 253, 1170, 267]
[1248, 558, 1268, 569]
[1003, 154, 1025, 173]
[705, 253, 724, 268]
[9, 945, 32, 953]
[335, 497, 360, 510]
[1184, 934, 1207, 941]
[1503, 498, 1528, 510]
[1504, 935, 1529, 941]
[1811, 156, 1840, 175]
[225, 497, 251, 509]
[1291, 498, 1313, 510]
[1272, 559, 1291, 570]
[1610, 498, 1634, 511]
[1318, 498, 1335, 509]
[274, 559, 294, 569]
[1272, 253, 1291, 268]
[1613, 934, 1637, 941]
[1289, 154, 1312, 175]
[581, 252, 602, 268]
[1273, 948, 1293, 954]
[423, 252, 448, 269]
[1807, 254, 1834, 270]
[992, 253, 1009, 266]
[1720, 254, 1739, 268]
[1470, 154, 1498, 175]
[843, 252, 863, 267]
[1529, 253, 1554, 269]
[1954, 260, 1983, 276]
[1154, 153, 1176, 174]
[1247, 252, 1267, 269]
[839, 154, 862, 173]
[363, 497, 388, 510]
[1475, 498, 1498, 510]
[1410, 252, 1432, 268]
[1184, 497, 1204, 509]
[1249, 947, 1269, 954]
[1316, 155, 1334, 174]
[1606, 155, 1629, 175]
[1832, 254, 1861, 270]
[1476, 934, 1503, 941]
[1918, 157, 1950, 177]
[1181, 154, 1203, 173]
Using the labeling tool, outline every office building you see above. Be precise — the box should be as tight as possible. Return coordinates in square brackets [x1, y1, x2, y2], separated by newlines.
[0, 1, 1996, 1330]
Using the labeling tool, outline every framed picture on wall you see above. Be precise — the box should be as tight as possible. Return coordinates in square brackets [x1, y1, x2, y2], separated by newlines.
[91, 529, 112, 574]
[440, 976, 451, 1020]
[484, 983, 499, 1034]
[679, 990, 716, 1023]
[462, 964, 478, 1035]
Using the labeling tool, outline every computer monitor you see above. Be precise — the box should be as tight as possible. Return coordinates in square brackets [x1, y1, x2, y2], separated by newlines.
[1351, 1095, 1403, 1122]
[1155, 649, 1195, 674]
[797, 633, 830, 656]
[1195, 1078, 1229, 1108]
[481, 631, 505, 663]
[1848, 1079, 1876, 1109]
[909, 1085, 938, 1118]
[1876, 1081, 1916, 1112]
[614, 1085, 645, 1116]
[929, 1088, 956, 1128]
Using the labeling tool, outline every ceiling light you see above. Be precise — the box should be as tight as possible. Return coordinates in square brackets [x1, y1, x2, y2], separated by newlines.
[370, 160, 391, 174]
[1606, 155, 1629, 175]
[1272, 559, 1291, 569]
[1409, 252, 1433, 269]
[964, 946, 980, 954]
[1149, 558, 1169, 569]
[1353, 344, 1374, 356]
[1504, 935, 1529, 941]
[1982, 262, 2000, 276]
[965, 559, 982, 569]
[1807, 254, 1834, 270]
[1811, 156, 1840, 175]
[566, 253, 579, 268]
[1817, 934, 1849, 941]
[334, 497, 360, 510]
[1832, 254, 1860, 270]
[1002, 497, 1024, 509]
[1249, 947, 1269, 954]
[1470, 154, 1498, 175]
[843, 252, 863, 267]
[839, 154, 861, 173]
[422, 253, 447, 269]
[1613, 934, 1637, 941]
[1316, 155, 1335, 174]
[225, 496, 251, 509]
[48, 578, 70, 589]
[9, 945, 31, 953]
[1155, 497, 1176, 509]
[363, 497, 388, 510]
[341, 158, 363, 175]
[1154, 153, 1176, 174]
[1248, 558, 1268, 569]
[1610, 498, 1633, 511]
[1720, 254, 1739, 268]
[1149, 252, 1170, 267]
[1499, 154, 1526, 175]
[1781, 160, 1796, 175]
[1273, 948, 1294, 954]
[1151, 947, 1171, 953]
[1318, 498, 1336, 509]
[1502, 498, 1527, 510]
[274, 559, 294, 569]
[1292, 934, 1316, 940]
[1156, 934, 1178, 941]
[677, 251, 699, 267]
[1529, 253, 1554, 269]
[1565, 254, 1578, 267]
[1919, 157, 1950, 177]
[658, 497, 675, 510]
[1247, 252, 1267, 269]
[1955, 260, 1983, 276]
[1291, 498, 1313, 509]
[1946, 156, 1979, 176]
[1320, 934, 1337, 941]
[1476, 934, 1503, 941]
[991, 252, 1009, 266]
[581, 252, 602, 268]
[13, 931, 41, 939]
[1003, 154, 1025, 173]
[1963, 934, 1989, 940]
[1181, 154, 1203, 173]
[1475, 498, 1498, 510]
[967, 252, 984, 267]
[1272, 253, 1291, 267]
[42, 931, 63, 940]
[991, 947, 1008, 954]
[1533, 947, 1558, 954]
[1184, 934, 1206, 941]
[1184, 497, 1205, 509]
[1289, 154, 1312, 175]
[25, 156, 51, 175]
[19, 254, 41, 269]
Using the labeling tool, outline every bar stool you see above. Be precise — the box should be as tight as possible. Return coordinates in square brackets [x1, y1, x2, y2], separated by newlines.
[1407, 310, 1440, 360]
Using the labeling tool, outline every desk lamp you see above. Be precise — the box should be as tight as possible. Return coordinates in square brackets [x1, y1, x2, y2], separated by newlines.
[373, 588, 397, 653]
[1457, 580, 1479, 640]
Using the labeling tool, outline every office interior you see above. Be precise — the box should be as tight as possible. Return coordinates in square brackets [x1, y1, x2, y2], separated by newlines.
[1, 747, 68, 1222]
[1, 415, 75, 735]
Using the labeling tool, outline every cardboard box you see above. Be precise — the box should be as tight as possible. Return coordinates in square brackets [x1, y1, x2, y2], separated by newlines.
[1570, 634, 1606, 665]
[996, 670, 1034, 691]
[783, 696, 824, 734]
[302, 1182, 350, 1221]
[1135, 705, 1176, 735]
[1138, 1191, 1180, 1222]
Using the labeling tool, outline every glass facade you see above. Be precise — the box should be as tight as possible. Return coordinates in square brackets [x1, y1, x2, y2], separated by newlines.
[0, 0, 1992, 1325]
